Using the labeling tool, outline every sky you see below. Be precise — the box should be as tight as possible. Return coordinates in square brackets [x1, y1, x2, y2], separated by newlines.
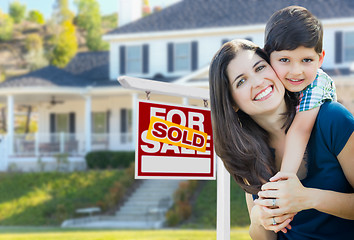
[0, 0, 181, 19]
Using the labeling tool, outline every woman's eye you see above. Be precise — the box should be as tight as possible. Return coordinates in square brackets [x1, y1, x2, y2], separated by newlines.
[302, 58, 313, 63]
[279, 58, 289, 62]
[255, 65, 265, 72]
[236, 78, 246, 87]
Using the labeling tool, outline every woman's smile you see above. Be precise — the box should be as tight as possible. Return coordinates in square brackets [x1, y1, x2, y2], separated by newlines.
[254, 85, 274, 101]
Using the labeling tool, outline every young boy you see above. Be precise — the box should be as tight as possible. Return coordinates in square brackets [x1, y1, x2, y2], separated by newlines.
[264, 6, 337, 176]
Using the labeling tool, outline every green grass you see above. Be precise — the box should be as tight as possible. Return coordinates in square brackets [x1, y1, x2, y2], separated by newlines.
[0, 170, 131, 226]
[0, 228, 251, 240]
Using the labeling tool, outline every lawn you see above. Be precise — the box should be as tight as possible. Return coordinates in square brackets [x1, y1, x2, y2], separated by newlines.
[0, 227, 251, 240]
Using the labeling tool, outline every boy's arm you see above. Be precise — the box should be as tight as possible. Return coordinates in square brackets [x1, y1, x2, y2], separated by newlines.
[280, 107, 320, 173]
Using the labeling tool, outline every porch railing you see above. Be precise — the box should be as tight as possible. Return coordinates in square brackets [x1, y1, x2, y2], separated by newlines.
[10, 132, 134, 157]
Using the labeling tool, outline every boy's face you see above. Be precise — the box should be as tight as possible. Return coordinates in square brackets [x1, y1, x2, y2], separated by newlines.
[269, 46, 324, 92]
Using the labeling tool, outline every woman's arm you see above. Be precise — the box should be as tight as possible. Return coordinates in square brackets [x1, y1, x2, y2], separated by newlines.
[246, 193, 289, 239]
[257, 164, 354, 220]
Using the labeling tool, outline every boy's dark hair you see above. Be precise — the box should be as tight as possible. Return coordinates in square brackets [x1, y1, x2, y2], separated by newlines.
[264, 6, 323, 55]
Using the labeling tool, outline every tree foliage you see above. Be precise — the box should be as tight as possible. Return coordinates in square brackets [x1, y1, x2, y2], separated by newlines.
[9, 0, 26, 24]
[27, 10, 45, 24]
[49, 20, 78, 68]
[74, 0, 108, 51]
[52, 0, 74, 24]
[0, 10, 14, 41]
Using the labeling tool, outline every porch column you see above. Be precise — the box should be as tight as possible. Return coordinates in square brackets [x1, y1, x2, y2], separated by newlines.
[183, 97, 189, 106]
[7, 95, 14, 155]
[85, 95, 92, 152]
[132, 93, 138, 149]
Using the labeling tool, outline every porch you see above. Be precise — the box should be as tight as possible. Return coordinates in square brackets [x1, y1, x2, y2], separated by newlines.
[0, 132, 134, 172]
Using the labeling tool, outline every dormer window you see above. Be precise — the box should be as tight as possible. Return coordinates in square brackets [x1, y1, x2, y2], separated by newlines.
[126, 46, 142, 74]
[343, 32, 354, 62]
[175, 43, 190, 71]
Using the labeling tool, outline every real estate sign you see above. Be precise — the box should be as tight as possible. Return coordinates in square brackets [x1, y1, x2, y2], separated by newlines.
[136, 100, 215, 179]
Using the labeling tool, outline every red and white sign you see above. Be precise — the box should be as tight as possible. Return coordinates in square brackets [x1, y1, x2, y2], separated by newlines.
[136, 100, 215, 179]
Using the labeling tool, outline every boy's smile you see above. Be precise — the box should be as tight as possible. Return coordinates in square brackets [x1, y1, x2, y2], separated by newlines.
[269, 46, 324, 93]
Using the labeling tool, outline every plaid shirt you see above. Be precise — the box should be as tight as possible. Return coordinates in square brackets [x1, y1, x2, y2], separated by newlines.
[297, 69, 337, 112]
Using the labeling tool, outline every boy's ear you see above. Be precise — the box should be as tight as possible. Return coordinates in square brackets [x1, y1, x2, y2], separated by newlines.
[318, 50, 325, 67]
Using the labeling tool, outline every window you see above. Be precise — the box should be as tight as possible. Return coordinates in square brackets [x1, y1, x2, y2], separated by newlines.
[343, 32, 354, 62]
[56, 114, 69, 133]
[120, 109, 132, 143]
[174, 43, 190, 71]
[92, 112, 107, 133]
[126, 46, 142, 73]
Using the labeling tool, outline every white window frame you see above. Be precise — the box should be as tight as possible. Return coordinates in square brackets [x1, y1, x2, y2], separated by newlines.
[174, 42, 191, 72]
[126, 45, 142, 74]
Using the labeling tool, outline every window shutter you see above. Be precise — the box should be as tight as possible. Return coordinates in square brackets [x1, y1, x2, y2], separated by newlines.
[120, 45, 126, 75]
[191, 41, 198, 71]
[50, 113, 56, 133]
[335, 31, 342, 64]
[143, 44, 149, 74]
[69, 112, 75, 133]
[221, 39, 229, 45]
[120, 109, 127, 133]
[106, 110, 110, 133]
[168, 43, 174, 72]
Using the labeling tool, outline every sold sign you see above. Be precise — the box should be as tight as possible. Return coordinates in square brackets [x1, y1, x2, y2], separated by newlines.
[136, 100, 215, 180]
[146, 116, 207, 152]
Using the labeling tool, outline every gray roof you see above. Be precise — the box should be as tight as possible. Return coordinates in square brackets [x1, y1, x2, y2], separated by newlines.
[0, 66, 88, 88]
[107, 0, 354, 35]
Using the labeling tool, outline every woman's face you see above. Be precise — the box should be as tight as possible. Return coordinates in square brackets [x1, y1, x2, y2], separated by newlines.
[227, 49, 285, 117]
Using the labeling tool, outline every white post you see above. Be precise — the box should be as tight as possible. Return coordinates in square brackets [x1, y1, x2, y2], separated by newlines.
[85, 95, 92, 152]
[60, 132, 64, 153]
[7, 95, 14, 155]
[217, 156, 230, 240]
[132, 93, 138, 150]
[183, 97, 189, 106]
[35, 132, 39, 156]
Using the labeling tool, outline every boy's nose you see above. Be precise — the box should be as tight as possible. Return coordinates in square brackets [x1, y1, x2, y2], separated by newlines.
[289, 63, 303, 76]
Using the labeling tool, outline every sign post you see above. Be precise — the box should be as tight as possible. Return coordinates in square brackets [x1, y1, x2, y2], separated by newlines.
[118, 76, 230, 240]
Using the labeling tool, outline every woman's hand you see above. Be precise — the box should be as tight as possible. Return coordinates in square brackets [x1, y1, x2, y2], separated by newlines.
[251, 203, 293, 234]
[256, 172, 310, 216]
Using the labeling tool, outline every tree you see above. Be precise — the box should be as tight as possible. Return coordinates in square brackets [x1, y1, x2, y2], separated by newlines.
[74, 0, 108, 51]
[27, 10, 45, 24]
[49, 20, 78, 68]
[52, 0, 74, 24]
[0, 10, 14, 41]
[24, 34, 48, 70]
[9, 0, 26, 24]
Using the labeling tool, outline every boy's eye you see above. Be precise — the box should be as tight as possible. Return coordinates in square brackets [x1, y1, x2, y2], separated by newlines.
[302, 58, 313, 63]
[236, 78, 246, 87]
[279, 58, 289, 62]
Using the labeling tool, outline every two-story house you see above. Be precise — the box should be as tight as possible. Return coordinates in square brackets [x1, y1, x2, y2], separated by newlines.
[0, 0, 353, 171]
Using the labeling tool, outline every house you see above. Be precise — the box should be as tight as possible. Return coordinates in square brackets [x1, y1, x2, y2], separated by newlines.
[0, 0, 354, 171]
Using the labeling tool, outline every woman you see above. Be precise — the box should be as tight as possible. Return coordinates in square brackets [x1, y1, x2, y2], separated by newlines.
[209, 39, 354, 239]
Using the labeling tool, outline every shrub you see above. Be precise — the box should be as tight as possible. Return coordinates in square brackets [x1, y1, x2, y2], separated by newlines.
[85, 151, 135, 169]
[165, 180, 199, 226]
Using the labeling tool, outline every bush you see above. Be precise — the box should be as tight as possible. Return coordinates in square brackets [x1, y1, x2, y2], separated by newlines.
[165, 180, 199, 226]
[85, 151, 135, 169]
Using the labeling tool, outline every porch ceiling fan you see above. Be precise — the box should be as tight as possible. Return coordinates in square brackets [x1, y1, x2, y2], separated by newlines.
[49, 96, 64, 106]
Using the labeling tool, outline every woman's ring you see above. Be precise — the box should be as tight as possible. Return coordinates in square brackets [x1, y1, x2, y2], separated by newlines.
[272, 217, 277, 225]
[272, 198, 277, 207]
